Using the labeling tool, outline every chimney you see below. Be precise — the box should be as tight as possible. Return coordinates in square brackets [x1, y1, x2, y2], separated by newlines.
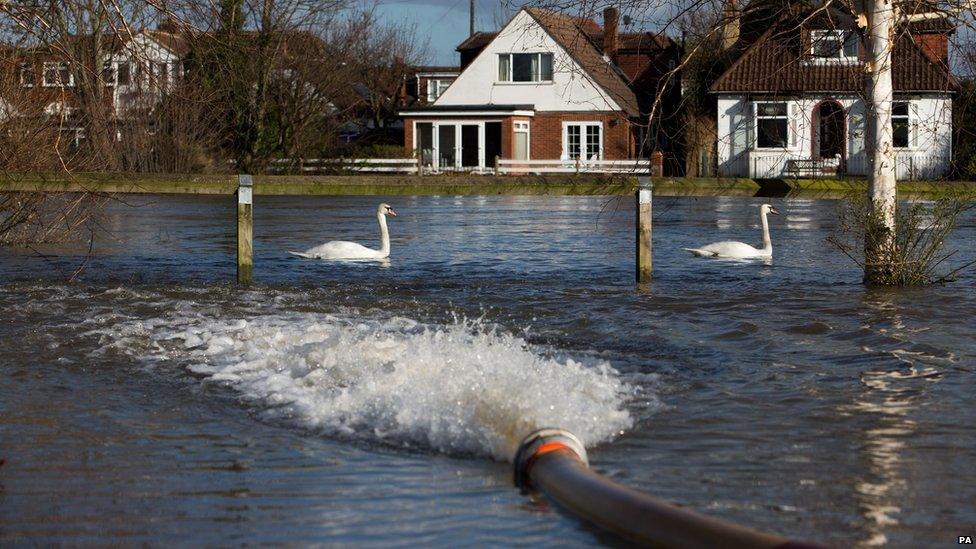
[157, 15, 180, 33]
[603, 6, 619, 62]
[720, 0, 740, 50]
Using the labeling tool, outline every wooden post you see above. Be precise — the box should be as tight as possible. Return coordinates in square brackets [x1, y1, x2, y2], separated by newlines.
[237, 174, 253, 285]
[636, 176, 652, 284]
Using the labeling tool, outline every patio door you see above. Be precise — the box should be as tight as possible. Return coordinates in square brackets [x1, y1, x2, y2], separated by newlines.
[460, 124, 480, 168]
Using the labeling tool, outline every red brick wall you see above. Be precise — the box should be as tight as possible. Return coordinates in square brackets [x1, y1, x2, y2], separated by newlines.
[530, 112, 634, 160]
[403, 118, 414, 153]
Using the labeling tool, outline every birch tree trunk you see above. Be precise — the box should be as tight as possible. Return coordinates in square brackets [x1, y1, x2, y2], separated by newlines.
[863, 0, 898, 284]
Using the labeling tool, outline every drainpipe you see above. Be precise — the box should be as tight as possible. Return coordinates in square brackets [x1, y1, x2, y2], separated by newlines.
[514, 429, 825, 548]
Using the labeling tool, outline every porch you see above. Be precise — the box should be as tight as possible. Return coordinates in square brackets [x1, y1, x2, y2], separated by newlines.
[720, 152, 950, 181]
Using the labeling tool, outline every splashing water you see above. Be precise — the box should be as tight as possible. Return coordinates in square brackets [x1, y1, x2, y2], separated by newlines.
[103, 312, 634, 461]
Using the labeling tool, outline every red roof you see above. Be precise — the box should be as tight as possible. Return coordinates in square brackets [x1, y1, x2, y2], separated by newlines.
[523, 8, 641, 117]
[710, 8, 956, 93]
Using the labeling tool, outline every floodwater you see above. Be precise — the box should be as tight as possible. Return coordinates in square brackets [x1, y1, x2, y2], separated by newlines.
[1, 194, 974, 547]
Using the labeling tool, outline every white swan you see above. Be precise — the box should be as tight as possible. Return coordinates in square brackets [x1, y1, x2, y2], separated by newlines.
[684, 203, 780, 259]
[290, 203, 396, 260]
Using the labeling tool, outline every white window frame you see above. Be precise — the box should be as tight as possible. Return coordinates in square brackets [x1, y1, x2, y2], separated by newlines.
[754, 102, 790, 150]
[101, 60, 115, 86]
[42, 61, 73, 87]
[892, 101, 911, 150]
[426, 79, 453, 102]
[19, 63, 34, 87]
[809, 30, 858, 64]
[513, 121, 531, 161]
[412, 120, 487, 171]
[115, 61, 132, 86]
[497, 53, 554, 83]
[562, 121, 603, 161]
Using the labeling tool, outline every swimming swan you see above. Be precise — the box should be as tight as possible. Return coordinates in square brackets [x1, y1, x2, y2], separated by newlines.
[290, 203, 397, 260]
[683, 204, 779, 259]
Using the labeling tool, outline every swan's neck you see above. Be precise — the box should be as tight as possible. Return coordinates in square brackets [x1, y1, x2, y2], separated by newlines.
[760, 210, 772, 252]
[377, 213, 390, 256]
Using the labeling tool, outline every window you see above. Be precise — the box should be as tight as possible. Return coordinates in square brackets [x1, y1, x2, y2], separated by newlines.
[438, 125, 456, 168]
[497, 53, 554, 82]
[810, 30, 858, 61]
[892, 101, 910, 148]
[564, 122, 602, 160]
[102, 61, 114, 85]
[116, 62, 131, 86]
[42, 62, 73, 87]
[19, 63, 34, 87]
[514, 121, 530, 160]
[155, 61, 168, 87]
[755, 102, 789, 148]
[416, 122, 434, 166]
[426, 79, 452, 102]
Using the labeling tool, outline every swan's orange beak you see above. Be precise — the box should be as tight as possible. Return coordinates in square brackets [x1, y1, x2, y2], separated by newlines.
[388, 208, 397, 217]
[769, 207, 780, 215]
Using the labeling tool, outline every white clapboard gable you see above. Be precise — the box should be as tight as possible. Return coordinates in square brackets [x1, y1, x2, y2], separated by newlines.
[434, 9, 622, 112]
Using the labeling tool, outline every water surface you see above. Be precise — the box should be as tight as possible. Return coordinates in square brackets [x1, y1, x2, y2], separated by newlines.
[1, 194, 974, 547]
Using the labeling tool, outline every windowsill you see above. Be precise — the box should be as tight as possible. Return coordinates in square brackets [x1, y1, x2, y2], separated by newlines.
[495, 81, 554, 86]
[753, 147, 790, 151]
[804, 58, 859, 65]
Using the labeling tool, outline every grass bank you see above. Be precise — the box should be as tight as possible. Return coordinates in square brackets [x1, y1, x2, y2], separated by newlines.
[0, 173, 755, 197]
[760, 177, 976, 198]
[2, 172, 974, 198]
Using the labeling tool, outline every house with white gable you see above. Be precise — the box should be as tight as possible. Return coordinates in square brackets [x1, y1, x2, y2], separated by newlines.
[399, 7, 681, 172]
[710, 3, 956, 179]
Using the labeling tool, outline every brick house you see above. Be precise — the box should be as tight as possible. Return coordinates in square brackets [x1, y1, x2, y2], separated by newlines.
[399, 7, 681, 172]
[1, 22, 187, 148]
[710, 3, 956, 179]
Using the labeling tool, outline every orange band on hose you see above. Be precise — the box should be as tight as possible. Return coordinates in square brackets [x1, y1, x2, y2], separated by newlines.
[534, 442, 571, 458]
[520, 440, 585, 488]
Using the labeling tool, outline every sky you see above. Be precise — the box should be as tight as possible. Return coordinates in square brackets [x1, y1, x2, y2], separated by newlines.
[374, 0, 522, 66]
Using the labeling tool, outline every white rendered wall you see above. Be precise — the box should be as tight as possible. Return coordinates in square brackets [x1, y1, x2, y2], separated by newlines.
[434, 10, 622, 112]
[716, 94, 952, 179]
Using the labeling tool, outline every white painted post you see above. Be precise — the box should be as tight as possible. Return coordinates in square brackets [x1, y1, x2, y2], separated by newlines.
[237, 174, 253, 285]
[636, 176, 652, 284]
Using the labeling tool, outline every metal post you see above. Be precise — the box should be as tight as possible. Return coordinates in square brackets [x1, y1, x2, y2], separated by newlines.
[636, 176, 652, 284]
[237, 174, 253, 285]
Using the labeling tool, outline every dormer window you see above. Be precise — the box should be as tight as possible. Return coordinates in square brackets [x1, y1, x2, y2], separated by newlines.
[498, 53, 553, 83]
[426, 79, 453, 102]
[810, 30, 858, 62]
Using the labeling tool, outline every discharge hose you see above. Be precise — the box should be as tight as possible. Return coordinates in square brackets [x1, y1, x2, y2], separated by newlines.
[513, 428, 826, 548]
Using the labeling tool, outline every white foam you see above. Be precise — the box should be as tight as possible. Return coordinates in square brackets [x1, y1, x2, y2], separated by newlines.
[109, 312, 635, 461]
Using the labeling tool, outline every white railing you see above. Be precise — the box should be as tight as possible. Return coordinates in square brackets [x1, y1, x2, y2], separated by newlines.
[268, 158, 419, 174]
[720, 153, 950, 181]
[496, 159, 654, 174]
[265, 157, 655, 175]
